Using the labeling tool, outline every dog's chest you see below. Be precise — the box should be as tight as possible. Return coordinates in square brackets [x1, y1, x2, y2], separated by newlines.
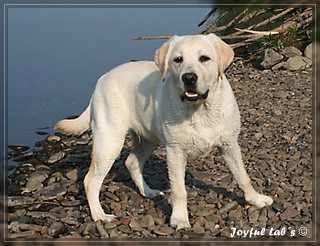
[170, 117, 225, 157]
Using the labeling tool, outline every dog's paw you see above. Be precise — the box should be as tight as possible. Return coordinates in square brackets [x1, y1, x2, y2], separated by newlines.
[170, 213, 191, 230]
[246, 193, 273, 208]
[92, 213, 117, 222]
[143, 188, 164, 199]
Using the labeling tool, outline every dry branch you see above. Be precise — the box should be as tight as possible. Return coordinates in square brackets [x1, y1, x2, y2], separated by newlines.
[133, 7, 312, 51]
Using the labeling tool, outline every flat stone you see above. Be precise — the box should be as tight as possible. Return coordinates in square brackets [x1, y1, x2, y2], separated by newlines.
[153, 226, 175, 236]
[282, 56, 307, 71]
[260, 48, 284, 68]
[302, 56, 312, 66]
[38, 183, 67, 200]
[47, 152, 65, 164]
[13, 152, 33, 162]
[9, 230, 37, 238]
[8, 196, 34, 207]
[140, 214, 155, 228]
[48, 222, 65, 237]
[218, 201, 238, 214]
[271, 61, 285, 70]
[47, 135, 61, 142]
[95, 220, 109, 238]
[254, 132, 263, 140]
[304, 43, 312, 59]
[65, 168, 78, 182]
[19, 223, 43, 232]
[104, 221, 118, 230]
[8, 144, 30, 152]
[248, 207, 260, 222]
[129, 218, 143, 231]
[60, 199, 81, 207]
[24, 171, 49, 192]
[282, 46, 302, 58]
[280, 206, 300, 220]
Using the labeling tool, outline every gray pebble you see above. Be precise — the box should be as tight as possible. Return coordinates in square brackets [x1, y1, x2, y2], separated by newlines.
[47, 151, 65, 164]
[38, 183, 67, 200]
[48, 222, 65, 237]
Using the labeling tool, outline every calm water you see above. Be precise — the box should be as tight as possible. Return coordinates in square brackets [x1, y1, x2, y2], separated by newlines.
[7, 7, 211, 149]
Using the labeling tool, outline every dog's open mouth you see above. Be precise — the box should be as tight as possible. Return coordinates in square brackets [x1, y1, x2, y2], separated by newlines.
[181, 89, 209, 102]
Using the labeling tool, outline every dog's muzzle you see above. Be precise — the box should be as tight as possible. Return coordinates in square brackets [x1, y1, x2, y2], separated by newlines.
[180, 72, 209, 102]
[181, 89, 209, 102]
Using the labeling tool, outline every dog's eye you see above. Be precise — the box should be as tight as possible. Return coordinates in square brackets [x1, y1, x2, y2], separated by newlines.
[199, 55, 211, 63]
[173, 56, 183, 63]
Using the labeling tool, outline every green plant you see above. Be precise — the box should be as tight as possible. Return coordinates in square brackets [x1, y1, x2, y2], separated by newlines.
[289, 23, 299, 37]
[261, 34, 284, 52]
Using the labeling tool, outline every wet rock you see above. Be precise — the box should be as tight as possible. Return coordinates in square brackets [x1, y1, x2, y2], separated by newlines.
[47, 135, 61, 142]
[23, 171, 49, 193]
[38, 183, 67, 200]
[47, 151, 65, 164]
[8, 144, 30, 152]
[13, 152, 33, 162]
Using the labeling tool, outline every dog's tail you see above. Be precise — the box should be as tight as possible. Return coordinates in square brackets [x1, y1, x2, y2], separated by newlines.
[54, 104, 91, 136]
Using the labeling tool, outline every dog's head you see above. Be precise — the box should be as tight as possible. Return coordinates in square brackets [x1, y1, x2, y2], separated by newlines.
[154, 34, 234, 103]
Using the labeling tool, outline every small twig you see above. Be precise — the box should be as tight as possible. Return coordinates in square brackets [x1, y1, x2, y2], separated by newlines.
[202, 9, 230, 34]
[220, 34, 263, 39]
[133, 35, 172, 40]
[237, 8, 269, 25]
[247, 8, 295, 30]
[206, 8, 249, 34]
[234, 27, 279, 36]
[198, 8, 217, 27]
[231, 36, 265, 49]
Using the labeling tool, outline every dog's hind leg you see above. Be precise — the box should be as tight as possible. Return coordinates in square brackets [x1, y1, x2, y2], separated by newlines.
[125, 132, 163, 198]
[84, 127, 126, 222]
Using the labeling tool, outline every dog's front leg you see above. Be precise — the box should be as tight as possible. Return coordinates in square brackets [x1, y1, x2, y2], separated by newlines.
[221, 141, 273, 208]
[166, 146, 191, 230]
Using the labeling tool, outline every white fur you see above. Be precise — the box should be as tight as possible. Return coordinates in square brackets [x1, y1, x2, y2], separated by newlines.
[55, 34, 273, 230]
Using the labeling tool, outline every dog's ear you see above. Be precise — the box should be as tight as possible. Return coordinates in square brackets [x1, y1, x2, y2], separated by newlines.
[154, 36, 178, 81]
[207, 33, 234, 79]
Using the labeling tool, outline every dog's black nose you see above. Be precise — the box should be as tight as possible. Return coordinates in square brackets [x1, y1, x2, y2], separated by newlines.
[182, 73, 198, 85]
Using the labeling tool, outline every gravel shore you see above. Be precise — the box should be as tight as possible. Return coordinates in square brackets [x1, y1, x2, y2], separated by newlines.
[5, 56, 314, 243]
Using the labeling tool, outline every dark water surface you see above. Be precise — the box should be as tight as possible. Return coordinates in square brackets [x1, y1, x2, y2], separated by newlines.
[7, 7, 211, 149]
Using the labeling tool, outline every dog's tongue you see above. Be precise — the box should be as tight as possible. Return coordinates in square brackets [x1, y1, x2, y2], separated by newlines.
[185, 91, 198, 98]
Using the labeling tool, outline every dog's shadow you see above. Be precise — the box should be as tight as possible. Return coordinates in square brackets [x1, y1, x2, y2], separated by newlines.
[110, 146, 246, 224]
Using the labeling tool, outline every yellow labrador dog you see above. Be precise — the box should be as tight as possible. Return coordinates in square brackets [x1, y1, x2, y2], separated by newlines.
[55, 34, 273, 230]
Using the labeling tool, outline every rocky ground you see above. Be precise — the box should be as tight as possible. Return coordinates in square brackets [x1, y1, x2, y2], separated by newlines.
[4, 45, 315, 244]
